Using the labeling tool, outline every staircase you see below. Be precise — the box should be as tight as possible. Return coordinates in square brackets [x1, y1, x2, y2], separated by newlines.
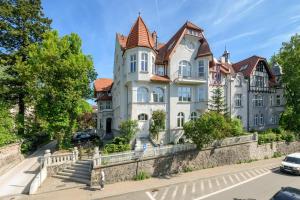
[53, 160, 91, 185]
[135, 137, 155, 151]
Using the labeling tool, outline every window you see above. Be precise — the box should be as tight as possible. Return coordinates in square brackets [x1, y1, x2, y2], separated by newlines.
[141, 53, 148, 72]
[130, 54, 136, 72]
[270, 114, 278, 125]
[179, 60, 192, 77]
[198, 60, 205, 78]
[177, 112, 185, 127]
[235, 94, 242, 107]
[153, 87, 164, 103]
[276, 95, 281, 106]
[178, 87, 191, 102]
[256, 62, 264, 72]
[191, 112, 197, 121]
[270, 95, 273, 106]
[236, 76, 242, 86]
[253, 95, 263, 107]
[152, 56, 155, 73]
[260, 114, 264, 125]
[237, 115, 242, 121]
[254, 114, 259, 126]
[100, 101, 112, 110]
[198, 87, 205, 101]
[255, 76, 264, 88]
[138, 113, 148, 121]
[137, 87, 148, 102]
[156, 66, 165, 76]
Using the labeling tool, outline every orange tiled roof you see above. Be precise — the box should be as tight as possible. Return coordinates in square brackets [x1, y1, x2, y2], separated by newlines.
[116, 33, 127, 50]
[196, 38, 212, 58]
[150, 75, 171, 83]
[94, 78, 113, 93]
[125, 16, 155, 50]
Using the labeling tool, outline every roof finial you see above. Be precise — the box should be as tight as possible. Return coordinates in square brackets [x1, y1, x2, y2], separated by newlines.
[138, 11, 141, 17]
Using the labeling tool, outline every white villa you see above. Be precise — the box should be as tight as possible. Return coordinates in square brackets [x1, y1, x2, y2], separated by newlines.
[94, 16, 284, 146]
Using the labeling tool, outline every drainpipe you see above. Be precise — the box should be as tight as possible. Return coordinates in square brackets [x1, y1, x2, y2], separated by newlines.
[247, 77, 250, 132]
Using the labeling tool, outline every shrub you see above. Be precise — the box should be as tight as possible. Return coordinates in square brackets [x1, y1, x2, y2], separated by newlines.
[134, 171, 150, 181]
[258, 132, 277, 144]
[150, 110, 166, 140]
[119, 120, 138, 142]
[183, 166, 193, 173]
[229, 118, 244, 136]
[273, 152, 282, 158]
[103, 143, 131, 154]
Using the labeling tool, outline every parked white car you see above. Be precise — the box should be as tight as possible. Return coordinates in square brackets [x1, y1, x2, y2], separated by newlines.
[280, 153, 300, 175]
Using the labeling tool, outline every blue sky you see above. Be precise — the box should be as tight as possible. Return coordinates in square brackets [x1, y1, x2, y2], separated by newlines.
[42, 0, 300, 101]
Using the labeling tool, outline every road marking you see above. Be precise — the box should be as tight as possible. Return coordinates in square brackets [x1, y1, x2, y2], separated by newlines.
[200, 181, 204, 191]
[245, 171, 252, 178]
[234, 174, 240, 182]
[193, 170, 271, 200]
[182, 184, 187, 196]
[239, 172, 247, 180]
[249, 170, 257, 176]
[153, 191, 158, 198]
[172, 186, 178, 199]
[228, 175, 234, 184]
[258, 168, 266, 173]
[160, 188, 169, 200]
[192, 182, 196, 193]
[255, 169, 262, 174]
[208, 179, 212, 189]
[222, 176, 227, 185]
[215, 178, 220, 187]
[146, 191, 157, 200]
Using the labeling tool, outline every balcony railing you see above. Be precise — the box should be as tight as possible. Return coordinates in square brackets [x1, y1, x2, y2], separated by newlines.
[175, 70, 206, 83]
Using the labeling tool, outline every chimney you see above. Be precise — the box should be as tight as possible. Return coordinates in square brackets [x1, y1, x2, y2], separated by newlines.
[152, 31, 158, 49]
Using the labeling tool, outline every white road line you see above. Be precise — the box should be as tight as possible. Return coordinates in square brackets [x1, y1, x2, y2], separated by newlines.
[234, 174, 240, 182]
[172, 186, 178, 199]
[222, 176, 227, 185]
[259, 168, 266, 173]
[239, 172, 247, 180]
[153, 191, 158, 198]
[228, 175, 234, 184]
[182, 184, 187, 196]
[215, 178, 220, 187]
[160, 188, 169, 200]
[146, 191, 157, 200]
[249, 170, 257, 176]
[255, 169, 262, 174]
[208, 179, 212, 189]
[245, 171, 253, 178]
[201, 181, 204, 191]
[193, 170, 271, 200]
[192, 182, 196, 193]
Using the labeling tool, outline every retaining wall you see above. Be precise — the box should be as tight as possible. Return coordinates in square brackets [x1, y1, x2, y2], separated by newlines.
[0, 143, 24, 176]
[91, 141, 300, 185]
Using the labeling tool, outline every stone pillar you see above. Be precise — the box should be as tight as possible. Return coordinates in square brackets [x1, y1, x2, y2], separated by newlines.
[44, 149, 51, 167]
[93, 147, 100, 167]
[73, 147, 79, 161]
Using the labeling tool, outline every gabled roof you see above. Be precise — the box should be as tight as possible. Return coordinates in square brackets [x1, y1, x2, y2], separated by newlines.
[125, 16, 155, 50]
[196, 38, 212, 58]
[232, 55, 275, 80]
[94, 78, 113, 93]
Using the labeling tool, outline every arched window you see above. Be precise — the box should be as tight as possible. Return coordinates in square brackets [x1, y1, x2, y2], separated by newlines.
[191, 112, 197, 121]
[153, 87, 164, 103]
[137, 87, 148, 102]
[179, 60, 192, 77]
[138, 113, 148, 120]
[177, 112, 185, 127]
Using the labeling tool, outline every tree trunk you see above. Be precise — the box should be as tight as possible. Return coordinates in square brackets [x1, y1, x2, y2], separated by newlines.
[18, 94, 25, 136]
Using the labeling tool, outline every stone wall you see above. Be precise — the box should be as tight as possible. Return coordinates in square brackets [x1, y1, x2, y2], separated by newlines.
[47, 163, 72, 176]
[0, 143, 24, 176]
[91, 141, 300, 185]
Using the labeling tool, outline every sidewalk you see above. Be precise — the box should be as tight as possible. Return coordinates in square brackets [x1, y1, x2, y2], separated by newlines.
[21, 157, 283, 200]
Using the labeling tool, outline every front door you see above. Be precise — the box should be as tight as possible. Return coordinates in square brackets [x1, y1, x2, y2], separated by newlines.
[106, 118, 112, 133]
[138, 120, 149, 138]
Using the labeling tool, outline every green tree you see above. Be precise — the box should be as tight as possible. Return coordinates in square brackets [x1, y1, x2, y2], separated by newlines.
[183, 112, 231, 149]
[0, 0, 52, 136]
[0, 102, 17, 147]
[119, 120, 139, 142]
[276, 34, 300, 131]
[149, 110, 165, 140]
[208, 86, 228, 115]
[76, 99, 95, 130]
[26, 31, 96, 149]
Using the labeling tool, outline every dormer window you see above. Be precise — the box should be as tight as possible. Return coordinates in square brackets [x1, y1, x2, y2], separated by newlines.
[256, 61, 264, 72]
[156, 66, 165, 76]
[141, 53, 148, 72]
[187, 29, 200, 37]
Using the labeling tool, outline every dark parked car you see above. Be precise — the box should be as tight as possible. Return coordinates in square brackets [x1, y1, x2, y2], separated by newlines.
[72, 132, 95, 143]
[271, 187, 300, 200]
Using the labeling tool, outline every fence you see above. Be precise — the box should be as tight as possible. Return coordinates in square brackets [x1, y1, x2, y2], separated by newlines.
[93, 133, 257, 167]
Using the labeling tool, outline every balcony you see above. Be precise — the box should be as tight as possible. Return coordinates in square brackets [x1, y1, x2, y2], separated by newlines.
[174, 70, 206, 84]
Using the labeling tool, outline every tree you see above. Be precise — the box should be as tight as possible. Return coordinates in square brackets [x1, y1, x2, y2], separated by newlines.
[149, 110, 165, 140]
[0, 102, 17, 147]
[26, 31, 96, 149]
[183, 112, 231, 149]
[208, 86, 228, 115]
[76, 99, 95, 130]
[275, 34, 300, 131]
[119, 120, 139, 143]
[0, 0, 52, 136]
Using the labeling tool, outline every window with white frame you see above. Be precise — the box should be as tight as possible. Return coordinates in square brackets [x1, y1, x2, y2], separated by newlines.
[255, 76, 264, 88]
[156, 66, 165, 76]
[260, 114, 264, 125]
[179, 60, 192, 77]
[235, 94, 242, 107]
[270, 95, 273, 106]
[254, 114, 259, 126]
[256, 62, 264, 72]
[130, 54, 136, 72]
[141, 53, 148, 72]
[191, 112, 197, 121]
[198, 60, 205, 78]
[253, 95, 263, 107]
[152, 56, 155, 73]
[100, 101, 112, 110]
[236, 76, 242, 86]
[137, 87, 148, 102]
[178, 87, 191, 102]
[153, 87, 164, 103]
[276, 95, 281, 106]
[138, 113, 148, 120]
[177, 112, 185, 127]
[198, 87, 205, 101]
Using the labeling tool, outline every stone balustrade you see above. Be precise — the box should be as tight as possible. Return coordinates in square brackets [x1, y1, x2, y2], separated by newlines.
[43, 147, 79, 167]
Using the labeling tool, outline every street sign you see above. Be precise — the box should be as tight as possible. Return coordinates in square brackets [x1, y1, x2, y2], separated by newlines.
[143, 143, 147, 152]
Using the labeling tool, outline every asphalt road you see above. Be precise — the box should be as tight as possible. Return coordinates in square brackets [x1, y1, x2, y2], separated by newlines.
[102, 164, 292, 200]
